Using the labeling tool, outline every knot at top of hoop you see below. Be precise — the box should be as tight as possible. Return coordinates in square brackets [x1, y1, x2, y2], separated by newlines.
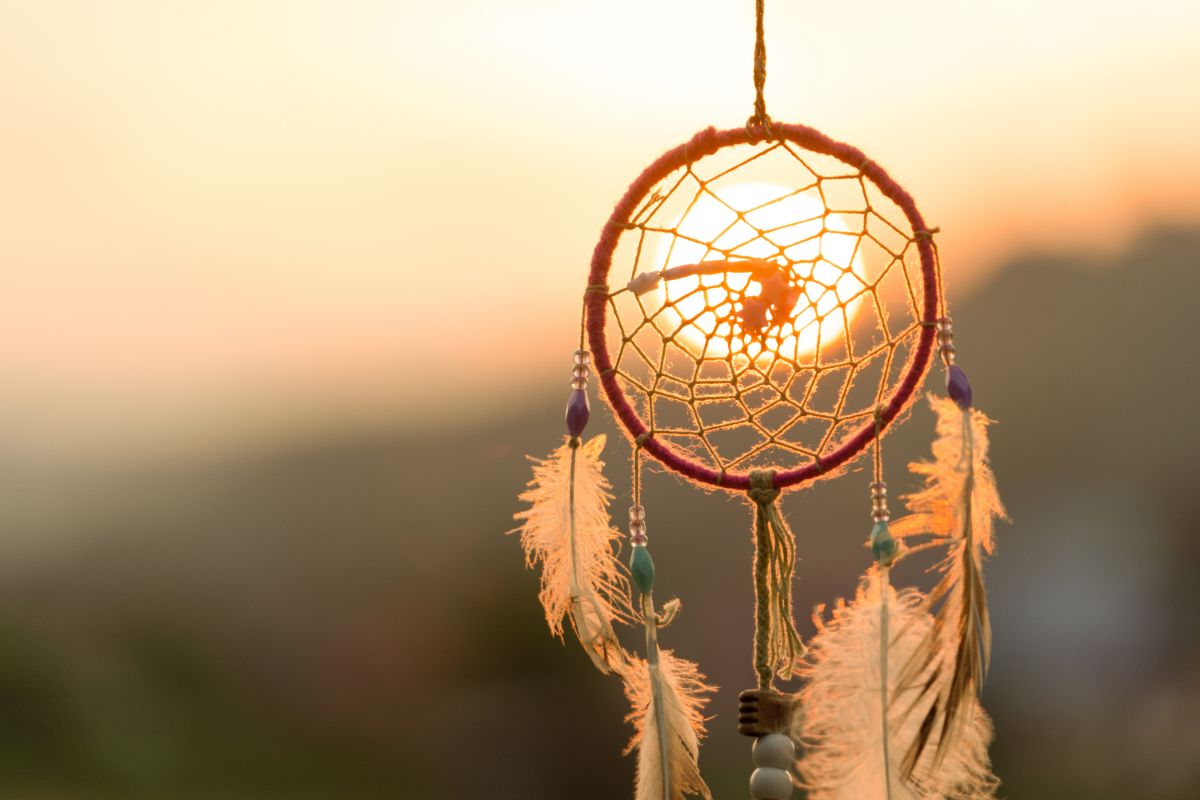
[745, 114, 776, 143]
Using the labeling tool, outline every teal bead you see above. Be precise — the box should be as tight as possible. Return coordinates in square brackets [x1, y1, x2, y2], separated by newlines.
[629, 545, 655, 594]
[871, 520, 898, 566]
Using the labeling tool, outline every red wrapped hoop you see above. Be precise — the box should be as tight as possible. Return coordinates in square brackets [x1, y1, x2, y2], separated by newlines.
[586, 124, 940, 492]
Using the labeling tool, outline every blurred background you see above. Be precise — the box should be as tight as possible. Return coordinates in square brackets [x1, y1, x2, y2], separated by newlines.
[2, 1, 1199, 797]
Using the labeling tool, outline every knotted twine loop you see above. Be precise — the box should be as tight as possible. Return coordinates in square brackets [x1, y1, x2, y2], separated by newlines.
[748, 470, 804, 690]
[745, 0, 775, 141]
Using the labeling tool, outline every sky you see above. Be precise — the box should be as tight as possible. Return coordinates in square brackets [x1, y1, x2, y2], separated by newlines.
[2, 0, 1199, 461]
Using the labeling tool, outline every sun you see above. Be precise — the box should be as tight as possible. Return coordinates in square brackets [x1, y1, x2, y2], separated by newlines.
[645, 181, 867, 362]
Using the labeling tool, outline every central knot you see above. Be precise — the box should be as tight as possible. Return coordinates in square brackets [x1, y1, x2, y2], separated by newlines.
[748, 470, 779, 505]
[737, 266, 801, 338]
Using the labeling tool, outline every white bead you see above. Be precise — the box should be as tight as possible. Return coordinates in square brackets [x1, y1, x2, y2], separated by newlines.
[752, 734, 796, 769]
[749, 766, 793, 799]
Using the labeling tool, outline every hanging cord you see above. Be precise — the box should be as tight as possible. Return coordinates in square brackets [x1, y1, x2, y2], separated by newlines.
[873, 407, 884, 486]
[925, 230, 947, 323]
[868, 407, 897, 798]
[747, 471, 803, 690]
[869, 407, 896, 566]
[627, 444, 674, 800]
[747, 0, 774, 139]
[632, 441, 643, 507]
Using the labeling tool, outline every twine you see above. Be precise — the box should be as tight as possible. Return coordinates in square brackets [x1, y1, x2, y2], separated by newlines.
[746, 0, 774, 139]
[748, 470, 803, 689]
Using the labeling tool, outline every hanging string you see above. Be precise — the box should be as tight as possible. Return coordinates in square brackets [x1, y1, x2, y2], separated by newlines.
[878, 407, 888, 482]
[747, 471, 803, 689]
[917, 227, 947, 323]
[867, 404, 897, 797]
[873, 407, 884, 486]
[632, 440, 643, 507]
[747, 0, 774, 138]
[870, 406, 897, 566]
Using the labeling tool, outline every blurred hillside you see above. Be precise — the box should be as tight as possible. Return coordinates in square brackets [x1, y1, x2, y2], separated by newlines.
[1, 226, 1199, 799]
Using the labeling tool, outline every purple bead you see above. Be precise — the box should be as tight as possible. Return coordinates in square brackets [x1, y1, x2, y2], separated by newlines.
[946, 364, 973, 409]
[565, 388, 590, 437]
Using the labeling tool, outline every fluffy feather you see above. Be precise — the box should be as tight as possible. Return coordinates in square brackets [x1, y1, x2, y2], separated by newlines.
[891, 396, 1007, 774]
[623, 648, 714, 800]
[513, 435, 634, 673]
[795, 569, 997, 799]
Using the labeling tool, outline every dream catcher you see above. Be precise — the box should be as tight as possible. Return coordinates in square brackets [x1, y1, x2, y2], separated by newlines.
[513, 3, 1005, 798]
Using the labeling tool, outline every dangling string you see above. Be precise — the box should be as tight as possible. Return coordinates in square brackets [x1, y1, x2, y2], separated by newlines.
[869, 407, 899, 799]
[747, 0, 774, 139]
[629, 446, 671, 798]
[624, 443, 714, 800]
[747, 471, 803, 689]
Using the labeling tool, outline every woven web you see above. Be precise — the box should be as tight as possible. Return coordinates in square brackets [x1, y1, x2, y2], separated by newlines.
[604, 140, 927, 476]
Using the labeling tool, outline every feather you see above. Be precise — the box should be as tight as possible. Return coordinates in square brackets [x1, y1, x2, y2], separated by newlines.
[795, 568, 997, 799]
[512, 435, 634, 673]
[891, 396, 1007, 775]
[623, 647, 714, 800]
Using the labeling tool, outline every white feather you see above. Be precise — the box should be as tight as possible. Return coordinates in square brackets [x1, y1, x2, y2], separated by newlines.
[512, 435, 633, 672]
[796, 569, 997, 799]
[624, 649, 713, 800]
[891, 396, 1008, 772]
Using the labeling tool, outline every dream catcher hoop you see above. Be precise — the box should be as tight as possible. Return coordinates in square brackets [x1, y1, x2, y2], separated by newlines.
[586, 123, 940, 491]
[513, 4, 1005, 799]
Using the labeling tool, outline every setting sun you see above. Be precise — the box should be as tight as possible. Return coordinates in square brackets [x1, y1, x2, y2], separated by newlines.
[644, 182, 867, 362]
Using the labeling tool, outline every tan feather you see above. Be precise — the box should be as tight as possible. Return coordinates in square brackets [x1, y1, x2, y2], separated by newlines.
[891, 396, 1007, 775]
[796, 568, 997, 799]
[623, 648, 714, 800]
[512, 435, 634, 673]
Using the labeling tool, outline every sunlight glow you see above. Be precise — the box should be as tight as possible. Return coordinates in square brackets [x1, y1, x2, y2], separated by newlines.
[653, 182, 867, 362]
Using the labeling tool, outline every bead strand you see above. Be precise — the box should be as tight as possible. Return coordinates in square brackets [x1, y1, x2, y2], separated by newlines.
[936, 316, 956, 366]
[749, 733, 795, 799]
[870, 481, 898, 567]
[937, 317, 974, 410]
[565, 349, 591, 442]
[629, 504, 648, 546]
[628, 504, 655, 593]
[870, 481, 890, 523]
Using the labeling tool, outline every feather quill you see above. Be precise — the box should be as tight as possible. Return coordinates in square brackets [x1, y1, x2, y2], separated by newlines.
[891, 396, 1007, 775]
[623, 643, 714, 800]
[795, 568, 997, 799]
[513, 435, 634, 673]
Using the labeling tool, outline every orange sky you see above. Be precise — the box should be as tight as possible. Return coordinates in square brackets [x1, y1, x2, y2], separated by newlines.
[2, 1, 1199, 460]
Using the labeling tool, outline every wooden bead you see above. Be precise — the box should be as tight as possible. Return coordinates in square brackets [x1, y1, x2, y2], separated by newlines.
[752, 734, 795, 769]
[749, 766, 793, 799]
